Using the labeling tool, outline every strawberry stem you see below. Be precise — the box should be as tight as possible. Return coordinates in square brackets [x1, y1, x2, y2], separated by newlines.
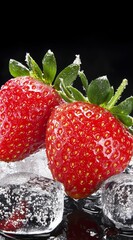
[106, 79, 128, 110]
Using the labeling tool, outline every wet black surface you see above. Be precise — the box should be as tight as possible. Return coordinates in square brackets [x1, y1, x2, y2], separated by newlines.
[0, 196, 133, 240]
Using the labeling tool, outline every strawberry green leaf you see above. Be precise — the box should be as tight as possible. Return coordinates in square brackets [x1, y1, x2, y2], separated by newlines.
[129, 126, 133, 134]
[78, 70, 89, 92]
[25, 53, 43, 81]
[110, 97, 133, 116]
[54, 62, 80, 90]
[67, 85, 87, 102]
[117, 114, 133, 127]
[101, 87, 114, 108]
[87, 76, 111, 105]
[106, 79, 128, 109]
[104, 86, 114, 103]
[42, 50, 57, 85]
[59, 78, 74, 99]
[58, 91, 74, 102]
[9, 59, 30, 77]
[58, 78, 87, 102]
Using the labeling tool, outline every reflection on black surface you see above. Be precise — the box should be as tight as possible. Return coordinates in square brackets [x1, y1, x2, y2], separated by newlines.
[1, 196, 133, 240]
[66, 209, 103, 239]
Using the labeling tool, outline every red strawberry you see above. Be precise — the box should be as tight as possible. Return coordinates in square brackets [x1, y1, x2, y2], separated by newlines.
[45, 75, 133, 199]
[0, 201, 26, 231]
[0, 50, 80, 162]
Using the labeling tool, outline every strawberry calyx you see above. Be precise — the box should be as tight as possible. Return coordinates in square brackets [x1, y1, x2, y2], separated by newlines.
[58, 71, 133, 131]
[9, 49, 81, 90]
[9, 51, 133, 131]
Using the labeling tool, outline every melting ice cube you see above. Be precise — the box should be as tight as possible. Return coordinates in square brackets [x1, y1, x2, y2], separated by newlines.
[0, 172, 64, 235]
[101, 173, 133, 231]
[0, 148, 53, 180]
[124, 156, 133, 175]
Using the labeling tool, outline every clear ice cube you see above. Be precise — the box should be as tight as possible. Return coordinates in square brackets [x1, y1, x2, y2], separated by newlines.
[124, 156, 133, 175]
[101, 173, 133, 231]
[0, 148, 53, 180]
[0, 172, 64, 235]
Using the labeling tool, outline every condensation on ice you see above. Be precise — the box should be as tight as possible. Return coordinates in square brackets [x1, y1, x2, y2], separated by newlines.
[101, 173, 133, 231]
[0, 148, 53, 180]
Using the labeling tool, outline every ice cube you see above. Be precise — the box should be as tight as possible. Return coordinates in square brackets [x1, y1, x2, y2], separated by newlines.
[0, 172, 64, 235]
[101, 173, 133, 231]
[0, 148, 53, 180]
[124, 156, 133, 175]
[0, 235, 6, 240]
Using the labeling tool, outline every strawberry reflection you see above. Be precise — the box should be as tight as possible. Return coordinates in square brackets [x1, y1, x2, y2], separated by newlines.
[66, 209, 103, 239]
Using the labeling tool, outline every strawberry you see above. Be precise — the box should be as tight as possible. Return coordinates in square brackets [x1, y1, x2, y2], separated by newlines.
[45, 74, 133, 199]
[0, 50, 80, 162]
[0, 201, 26, 232]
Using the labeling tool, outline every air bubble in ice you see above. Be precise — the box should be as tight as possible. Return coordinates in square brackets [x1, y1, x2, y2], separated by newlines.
[0, 172, 64, 235]
[0, 148, 53, 180]
[101, 173, 133, 231]
[124, 156, 133, 175]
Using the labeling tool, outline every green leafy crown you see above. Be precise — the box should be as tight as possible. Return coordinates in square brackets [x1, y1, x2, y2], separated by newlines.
[9, 50, 133, 133]
[58, 70, 133, 132]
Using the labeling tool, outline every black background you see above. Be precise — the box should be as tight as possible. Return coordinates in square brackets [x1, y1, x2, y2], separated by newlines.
[0, 7, 133, 104]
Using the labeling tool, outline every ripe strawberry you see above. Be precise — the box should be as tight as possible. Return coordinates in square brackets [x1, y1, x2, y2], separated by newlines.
[45, 74, 133, 199]
[0, 50, 80, 162]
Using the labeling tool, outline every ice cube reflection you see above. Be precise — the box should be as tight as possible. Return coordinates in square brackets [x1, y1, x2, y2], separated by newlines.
[81, 188, 102, 214]
[0, 172, 64, 235]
